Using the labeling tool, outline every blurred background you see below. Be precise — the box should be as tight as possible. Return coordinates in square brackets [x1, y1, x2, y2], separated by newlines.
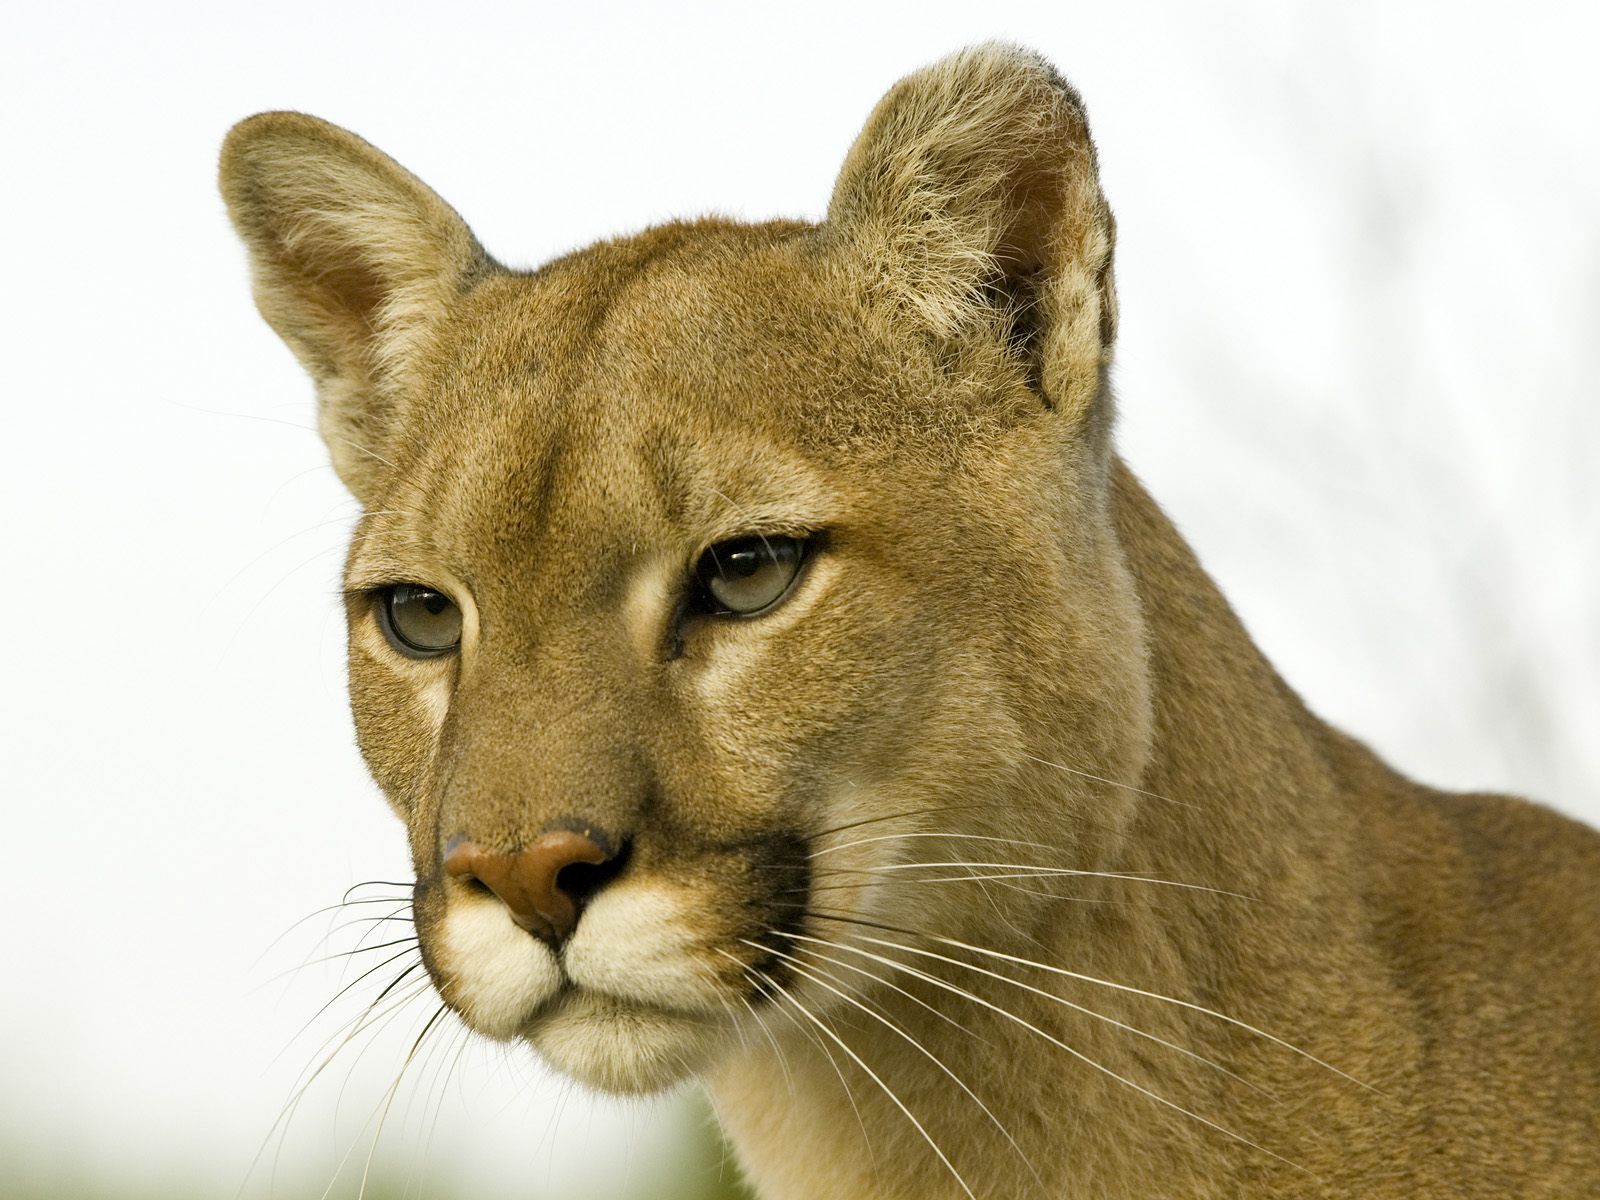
[3, 1, 1596, 1197]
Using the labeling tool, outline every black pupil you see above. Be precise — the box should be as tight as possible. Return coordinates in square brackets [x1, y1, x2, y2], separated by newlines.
[421, 591, 449, 614]
[727, 549, 763, 577]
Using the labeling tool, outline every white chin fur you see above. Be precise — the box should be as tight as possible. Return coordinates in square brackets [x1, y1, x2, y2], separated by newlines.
[439, 899, 562, 1038]
[529, 990, 715, 1095]
[561, 883, 725, 1014]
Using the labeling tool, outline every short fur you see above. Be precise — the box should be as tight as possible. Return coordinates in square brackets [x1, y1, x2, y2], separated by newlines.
[221, 44, 1600, 1198]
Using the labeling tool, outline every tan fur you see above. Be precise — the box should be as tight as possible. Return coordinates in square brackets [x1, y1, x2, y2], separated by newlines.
[221, 44, 1600, 1198]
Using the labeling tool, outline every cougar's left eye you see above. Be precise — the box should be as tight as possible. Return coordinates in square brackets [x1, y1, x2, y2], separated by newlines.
[377, 584, 462, 656]
[694, 535, 807, 616]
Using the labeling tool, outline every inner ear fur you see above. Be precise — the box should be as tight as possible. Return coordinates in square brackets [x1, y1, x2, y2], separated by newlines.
[219, 112, 494, 498]
[827, 44, 1118, 419]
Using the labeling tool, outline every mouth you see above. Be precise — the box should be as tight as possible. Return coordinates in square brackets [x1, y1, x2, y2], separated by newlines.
[424, 885, 757, 1095]
[521, 985, 723, 1095]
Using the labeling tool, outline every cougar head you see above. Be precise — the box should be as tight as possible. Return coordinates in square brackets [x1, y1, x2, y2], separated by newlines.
[220, 44, 1151, 1094]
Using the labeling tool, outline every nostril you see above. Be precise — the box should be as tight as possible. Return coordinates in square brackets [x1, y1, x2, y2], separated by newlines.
[442, 828, 625, 945]
[555, 838, 631, 905]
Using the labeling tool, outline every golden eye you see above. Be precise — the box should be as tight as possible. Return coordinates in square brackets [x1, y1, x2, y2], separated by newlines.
[378, 584, 462, 656]
[694, 535, 807, 616]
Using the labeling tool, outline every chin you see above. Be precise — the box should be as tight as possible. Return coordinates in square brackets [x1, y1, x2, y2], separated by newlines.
[525, 988, 722, 1095]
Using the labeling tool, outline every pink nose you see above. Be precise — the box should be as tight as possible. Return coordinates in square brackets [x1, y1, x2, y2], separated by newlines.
[443, 830, 613, 944]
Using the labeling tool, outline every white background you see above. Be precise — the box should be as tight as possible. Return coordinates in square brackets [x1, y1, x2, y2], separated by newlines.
[4, 2, 1596, 1197]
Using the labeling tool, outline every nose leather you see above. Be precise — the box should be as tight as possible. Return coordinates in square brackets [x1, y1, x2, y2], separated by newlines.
[443, 830, 609, 944]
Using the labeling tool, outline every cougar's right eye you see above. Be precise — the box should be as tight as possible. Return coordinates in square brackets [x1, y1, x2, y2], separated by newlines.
[377, 584, 462, 657]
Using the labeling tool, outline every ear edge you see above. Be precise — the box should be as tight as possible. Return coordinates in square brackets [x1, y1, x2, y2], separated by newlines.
[825, 43, 1117, 416]
[218, 109, 494, 307]
[219, 111, 497, 500]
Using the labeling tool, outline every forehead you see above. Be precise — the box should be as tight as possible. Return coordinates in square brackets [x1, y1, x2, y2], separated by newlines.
[377, 223, 875, 580]
[359, 219, 1036, 597]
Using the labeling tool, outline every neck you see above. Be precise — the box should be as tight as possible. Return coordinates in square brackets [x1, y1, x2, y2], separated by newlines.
[710, 459, 1404, 1199]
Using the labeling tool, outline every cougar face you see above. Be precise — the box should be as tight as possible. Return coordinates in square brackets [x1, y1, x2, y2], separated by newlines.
[314, 222, 1144, 1091]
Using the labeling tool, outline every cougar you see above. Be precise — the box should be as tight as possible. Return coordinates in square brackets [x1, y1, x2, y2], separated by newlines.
[220, 43, 1600, 1198]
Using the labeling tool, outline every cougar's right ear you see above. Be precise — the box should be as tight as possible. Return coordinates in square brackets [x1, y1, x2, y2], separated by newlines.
[219, 112, 495, 500]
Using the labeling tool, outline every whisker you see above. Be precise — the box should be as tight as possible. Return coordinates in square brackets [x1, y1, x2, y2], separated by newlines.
[706, 488, 777, 561]
[751, 960, 978, 1200]
[783, 930, 1268, 1098]
[260, 937, 420, 988]
[341, 1001, 450, 1200]
[799, 875, 1110, 895]
[808, 909, 1373, 1092]
[254, 894, 413, 969]
[747, 938, 1045, 1194]
[342, 881, 417, 902]
[273, 953, 426, 1065]
[339, 913, 418, 960]
[205, 512, 408, 620]
[398, 1008, 468, 1183]
[288, 971, 432, 1110]
[852, 862, 1253, 899]
[242, 972, 431, 1197]
[807, 803, 1022, 843]
[727, 953, 877, 1171]
[771, 933, 988, 1042]
[324, 992, 442, 1192]
[422, 1021, 476, 1173]
[782, 930, 1302, 1172]
[266, 968, 433, 1174]
[792, 863, 1252, 901]
[224, 540, 348, 641]
[811, 831, 1063, 858]
[733, 990, 797, 1100]
[1020, 752, 1200, 811]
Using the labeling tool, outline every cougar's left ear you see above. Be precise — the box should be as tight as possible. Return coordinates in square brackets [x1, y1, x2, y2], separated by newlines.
[827, 44, 1117, 421]
[219, 112, 495, 500]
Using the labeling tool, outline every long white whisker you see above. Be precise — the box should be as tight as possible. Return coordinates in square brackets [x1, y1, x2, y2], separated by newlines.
[812, 831, 1063, 858]
[814, 915, 1371, 1092]
[783, 931, 1268, 1098]
[853, 862, 1254, 899]
[778, 935, 988, 1042]
[243, 974, 431, 1199]
[751, 961, 978, 1200]
[419, 1020, 475, 1183]
[727, 954, 877, 1171]
[734, 990, 797, 1100]
[783, 932, 1301, 1172]
[278, 964, 429, 1109]
[1020, 752, 1200, 810]
[253, 894, 412, 970]
[809, 875, 1119, 905]
[332, 1001, 449, 1200]
[748, 938, 1045, 1194]
[261, 936, 420, 987]
[270, 955, 425, 1070]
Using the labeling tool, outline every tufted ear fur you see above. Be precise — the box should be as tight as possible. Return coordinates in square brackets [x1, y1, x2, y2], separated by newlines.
[219, 112, 494, 499]
[827, 44, 1117, 420]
